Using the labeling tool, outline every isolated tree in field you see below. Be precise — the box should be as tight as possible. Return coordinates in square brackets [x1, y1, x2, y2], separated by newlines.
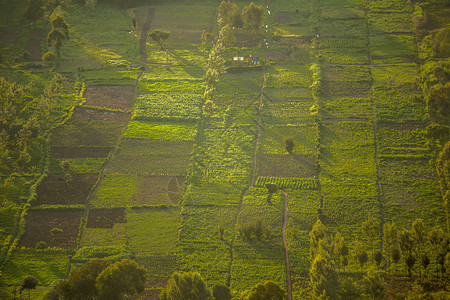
[159, 271, 211, 300]
[383, 221, 398, 271]
[149, 29, 170, 49]
[20, 275, 38, 300]
[58, 258, 110, 299]
[247, 281, 286, 300]
[96, 259, 147, 300]
[411, 219, 425, 277]
[265, 183, 277, 204]
[284, 137, 294, 153]
[362, 268, 384, 299]
[361, 215, 379, 262]
[241, 2, 264, 30]
[213, 284, 231, 300]
[46, 7, 69, 56]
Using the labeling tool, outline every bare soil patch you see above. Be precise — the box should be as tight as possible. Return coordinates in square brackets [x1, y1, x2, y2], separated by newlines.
[258, 154, 316, 178]
[36, 173, 99, 205]
[83, 85, 136, 111]
[70, 106, 130, 123]
[19, 208, 84, 248]
[51, 147, 112, 159]
[86, 208, 125, 228]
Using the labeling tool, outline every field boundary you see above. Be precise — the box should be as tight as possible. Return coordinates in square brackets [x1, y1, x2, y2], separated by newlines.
[282, 190, 292, 300]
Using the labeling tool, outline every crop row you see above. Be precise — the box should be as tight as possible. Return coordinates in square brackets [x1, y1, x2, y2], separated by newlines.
[255, 176, 318, 190]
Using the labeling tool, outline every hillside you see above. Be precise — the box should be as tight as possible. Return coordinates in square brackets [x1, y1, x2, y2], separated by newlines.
[0, 0, 449, 299]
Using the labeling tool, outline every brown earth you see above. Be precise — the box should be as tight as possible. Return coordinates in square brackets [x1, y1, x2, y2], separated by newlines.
[132, 175, 184, 205]
[86, 207, 125, 228]
[36, 173, 99, 205]
[51, 147, 112, 158]
[70, 106, 130, 123]
[258, 154, 317, 178]
[83, 85, 136, 111]
[19, 208, 84, 248]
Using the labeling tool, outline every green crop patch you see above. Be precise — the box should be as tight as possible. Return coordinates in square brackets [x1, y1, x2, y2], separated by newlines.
[262, 100, 316, 125]
[183, 182, 242, 206]
[379, 157, 437, 183]
[0, 248, 72, 286]
[72, 245, 133, 262]
[322, 97, 372, 119]
[51, 121, 124, 147]
[126, 207, 180, 256]
[136, 254, 178, 277]
[214, 71, 262, 108]
[370, 34, 416, 61]
[272, 25, 311, 38]
[139, 79, 204, 94]
[255, 177, 318, 190]
[124, 120, 197, 141]
[265, 63, 311, 89]
[82, 71, 136, 86]
[373, 87, 427, 124]
[371, 64, 418, 86]
[320, 121, 374, 148]
[318, 18, 367, 37]
[181, 206, 238, 244]
[258, 154, 317, 178]
[382, 181, 444, 229]
[141, 63, 204, 80]
[132, 175, 184, 206]
[376, 124, 426, 148]
[321, 6, 364, 19]
[368, 13, 413, 34]
[320, 0, 362, 8]
[180, 242, 230, 287]
[91, 174, 136, 207]
[132, 93, 202, 122]
[259, 125, 316, 155]
[365, 0, 410, 13]
[320, 47, 369, 64]
[323, 65, 371, 82]
[106, 139, 193, 175]
[81, 223, 127, 247]
[320, 37, 367, 49]
[264, 87, 312, 102]
[322, 80, 371, 98]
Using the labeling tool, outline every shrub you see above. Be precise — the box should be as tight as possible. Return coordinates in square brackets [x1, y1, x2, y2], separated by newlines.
[35, 241, 48, 250]
[42, 51, 56, 64]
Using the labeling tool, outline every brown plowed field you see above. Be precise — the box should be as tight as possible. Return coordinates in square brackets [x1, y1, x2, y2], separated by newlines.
[70, 106, 130, 123]
[36, 173, 99, 205]
[18, 208, 84, 248]
[50, 147, 112, 159]
[83, 85, 135, 111]
[86, 207, 126, 228]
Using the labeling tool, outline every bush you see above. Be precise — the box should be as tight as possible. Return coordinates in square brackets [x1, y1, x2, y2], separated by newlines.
[42, 51, 56, 63]
[35, 241, 48, 250]
[50, 228, 63, 236]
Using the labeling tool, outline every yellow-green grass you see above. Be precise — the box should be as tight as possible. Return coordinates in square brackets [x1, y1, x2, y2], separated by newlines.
[213, 71, 262, 108]
[139, 79, 204, 94]
[183, 182, 243, 206]
[124, 120, 197, 140]
[318, 18, 367, 37]
[50, 158, 107, 173]
[259, 125, 317, 155]
[265, 63, 311, 89]
[322, 97, 372, 119]
[368, 13, 413, 33]
[132, 93, 202, 122]
[105, 138, 193, 175]
[261, 99, 316, 125]
[91, 174, 136, 207]
[126, 207, 180, 257]
[0, 248, 72, 286]
[81, 223, 128, 247]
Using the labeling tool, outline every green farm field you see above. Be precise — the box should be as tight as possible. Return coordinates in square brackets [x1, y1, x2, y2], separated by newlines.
[0, 0, 449, 299]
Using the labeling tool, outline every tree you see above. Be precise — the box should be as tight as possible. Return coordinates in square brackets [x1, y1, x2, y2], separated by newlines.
[357, 251, 369, 272]
[391, 248, 401, 272]
[431, 26, 450, 58]
[20, 275, 38, 300]
[437, 141, 450, 230]
[310, 254, 338, 299]
[284, 137, 294, 153]
[247, 281, 286, 300]
[218, 0, 242, 28]
[219, 25, 236, 47]
[241, 2, 264, 30]
[42, 51, 56, 64]
[428, 225, 448, 276]
[159, 272, 211, 300]
[265, 183, 277, 204]
[411, 219, 425, 277]
[58, 258, 110, 299]
[96, 259, 147, 300]
[374, 251, 383, 268]
[383, 221, 398, 271]
[213, 284, 231, 300]
[334, 232, 349, 271]
[149, 29, 170, 49]
[362, 268, 384, 299]
[361, 215, 379, 262]
[202, 99, 215, 115]
[46, 7, 69, 56]
[399, 229, 415, 276]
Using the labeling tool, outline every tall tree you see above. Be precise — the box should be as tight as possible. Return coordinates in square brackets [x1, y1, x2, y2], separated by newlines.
[96, 259, 147, 300]
[46, 6, 69, 56]
[241, 2, 264, 30]
[399, 229, 415, 276]
[159, 272, 211, 300]
[247, 281, 286, 300]
[361, 215, 379, 262]
[20, 275, 38, 300]
[411, 219, 425, 277]
[383, 221, 398, 271]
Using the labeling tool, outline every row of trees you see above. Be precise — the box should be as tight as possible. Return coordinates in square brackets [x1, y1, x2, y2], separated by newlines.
[218, 1, 264, 30]
[309, 217, 450, 299]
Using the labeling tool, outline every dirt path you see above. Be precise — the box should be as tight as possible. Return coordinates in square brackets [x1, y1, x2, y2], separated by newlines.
[282, 191, 293, 300]
[250, 70, 266, 187]
[138, 7, 155, 63]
